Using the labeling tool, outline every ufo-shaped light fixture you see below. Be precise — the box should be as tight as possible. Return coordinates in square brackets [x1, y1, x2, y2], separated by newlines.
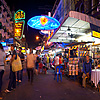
[27, 16, 60, 30]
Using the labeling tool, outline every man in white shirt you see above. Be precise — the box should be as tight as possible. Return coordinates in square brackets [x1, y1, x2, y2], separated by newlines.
[26, 48, 36, 84]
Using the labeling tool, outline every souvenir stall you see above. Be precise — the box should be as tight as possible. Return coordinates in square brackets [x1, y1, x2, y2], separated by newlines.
[67, 42, 92, 80]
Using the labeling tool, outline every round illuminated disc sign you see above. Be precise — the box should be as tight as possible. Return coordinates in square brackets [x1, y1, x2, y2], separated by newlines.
[40, 16, 48, 25]
[27, 16, 60, 30]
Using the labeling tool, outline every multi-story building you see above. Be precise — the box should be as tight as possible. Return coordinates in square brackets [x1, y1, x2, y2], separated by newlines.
[0, 0, 14, 41]
[49, 0, 100, 44]
[51, 0, 100, 24]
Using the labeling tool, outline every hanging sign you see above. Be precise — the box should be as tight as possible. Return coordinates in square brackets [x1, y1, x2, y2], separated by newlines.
[27, 16, 60, 30]
[14, 21, 25, 40]
[14, 10, 25, 40]
[14, 10, 25, 20]
[92, 31, 100, 39]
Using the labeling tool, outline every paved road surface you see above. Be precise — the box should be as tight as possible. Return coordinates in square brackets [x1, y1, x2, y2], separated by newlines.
[1, 66, 100, 100]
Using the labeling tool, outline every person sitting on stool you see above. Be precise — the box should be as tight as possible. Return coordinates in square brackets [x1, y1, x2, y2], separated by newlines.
[82, 55, 92, 88]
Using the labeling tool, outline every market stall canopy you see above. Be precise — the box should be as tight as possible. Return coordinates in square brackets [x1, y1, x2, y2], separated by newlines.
[65, 41, 94, 47]
[49, 11, 100, 43]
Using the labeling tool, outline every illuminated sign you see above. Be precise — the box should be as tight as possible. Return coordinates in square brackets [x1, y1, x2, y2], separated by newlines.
[48, 30, 54, 40]
[92, 31, 100, 39]
[41, 46, 44, 52]
[15, 10, 25, 20]
[27, 16, 60, 30]
[0, 42, 6, 47]
[14, 20, 25, 40]
[36, 46, 41, 50]
[40, 16, 48, 25]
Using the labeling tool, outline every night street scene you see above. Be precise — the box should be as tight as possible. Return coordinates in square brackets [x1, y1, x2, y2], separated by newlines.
[0, 0, 100, 100]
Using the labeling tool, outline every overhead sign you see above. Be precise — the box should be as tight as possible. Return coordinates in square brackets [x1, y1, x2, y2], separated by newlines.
[15, 10, 25, 20]
[0, 42, 6, 47]
[40, 16, 48, 25]
[92, 31, 100, 39]
[5, 38, 13, 44]
[27, 16, 60, 30]
[36, 46, 41, 50]
[14, 21, 25, 40]
[14, 10, 25, 40]
[48, 30, 54, 40]
[41, 46, 44, 52]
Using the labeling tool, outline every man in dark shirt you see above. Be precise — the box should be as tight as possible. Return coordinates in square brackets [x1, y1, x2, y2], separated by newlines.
[82, 55, 91, 88]
[17, 47, 24, 82]
[5, 44, 17, 93]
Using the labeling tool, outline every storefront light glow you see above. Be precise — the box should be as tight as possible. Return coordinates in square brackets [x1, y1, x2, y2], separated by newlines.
[27, 16, 60, 30]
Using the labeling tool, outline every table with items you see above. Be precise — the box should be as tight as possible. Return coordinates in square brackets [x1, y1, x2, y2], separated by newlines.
[91, 69, 100, 87]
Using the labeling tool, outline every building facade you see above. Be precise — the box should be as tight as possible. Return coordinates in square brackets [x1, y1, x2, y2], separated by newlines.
[49, 0, 100, 43]
[0, 0, 14, 41]
[52, 0, 100, 24]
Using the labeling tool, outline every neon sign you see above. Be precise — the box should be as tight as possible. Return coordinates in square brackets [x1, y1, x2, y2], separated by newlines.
[40, 16, 48, 25]
[92, 31, 100, 39]
[14, 20, 25, 40]
[27, 16, 60, 30]
[15, 10, 25, 20]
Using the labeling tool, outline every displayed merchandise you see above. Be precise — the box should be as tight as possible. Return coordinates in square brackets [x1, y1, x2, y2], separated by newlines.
[68, 57, 79, 76]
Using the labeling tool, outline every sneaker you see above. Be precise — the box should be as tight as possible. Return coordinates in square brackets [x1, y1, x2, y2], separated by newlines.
[19, 80, 22, 83]
[5, 89, 11, 93]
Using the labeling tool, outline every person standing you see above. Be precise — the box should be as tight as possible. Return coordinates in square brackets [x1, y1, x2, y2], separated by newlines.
[82, 55, 92, 88]
[54, 54, 59, 72]
[26, 48, 36, 84]
[43, 54, 47, 67]
[16, 47, 24, 83]
[0, 43, 6, 99]
[47, 55, 50, 69]
[5, 44, 17, 93]
[59, 54, 62, 66]
[35, 54, 40, 75]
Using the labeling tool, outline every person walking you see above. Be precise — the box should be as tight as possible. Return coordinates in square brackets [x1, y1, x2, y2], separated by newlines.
[35, 54, 40, 75]
[47, 55, 50, 69]
[5, 44, 17, 93]
[82, 55, 92, 88]
[0, 43, 6, 99]
[26, 48, 36, 84]
[16, 47, 24, 83]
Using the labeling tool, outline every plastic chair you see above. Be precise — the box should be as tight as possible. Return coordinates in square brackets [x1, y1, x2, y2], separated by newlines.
[54, 65, 63, 82]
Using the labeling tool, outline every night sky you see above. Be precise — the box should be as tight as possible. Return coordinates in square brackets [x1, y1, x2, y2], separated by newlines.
[5, 0, 56, 48]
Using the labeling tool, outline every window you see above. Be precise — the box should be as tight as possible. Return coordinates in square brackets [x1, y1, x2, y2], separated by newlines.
[80, 3, 84, 13]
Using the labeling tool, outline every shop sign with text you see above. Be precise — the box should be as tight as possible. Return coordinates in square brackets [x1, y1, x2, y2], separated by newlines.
[92, 31, 100, 39]
[14, 21, 25, 40]
[15, 10, 25, 20]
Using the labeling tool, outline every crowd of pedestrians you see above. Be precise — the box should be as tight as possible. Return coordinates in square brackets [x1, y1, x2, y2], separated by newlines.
[0, 43, 92, 99]
[0, 44, 55, 99]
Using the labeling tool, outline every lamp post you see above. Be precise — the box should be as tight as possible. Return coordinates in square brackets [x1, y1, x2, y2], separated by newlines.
[36, 36, 45, 47]
[36, 36, 39, 40]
